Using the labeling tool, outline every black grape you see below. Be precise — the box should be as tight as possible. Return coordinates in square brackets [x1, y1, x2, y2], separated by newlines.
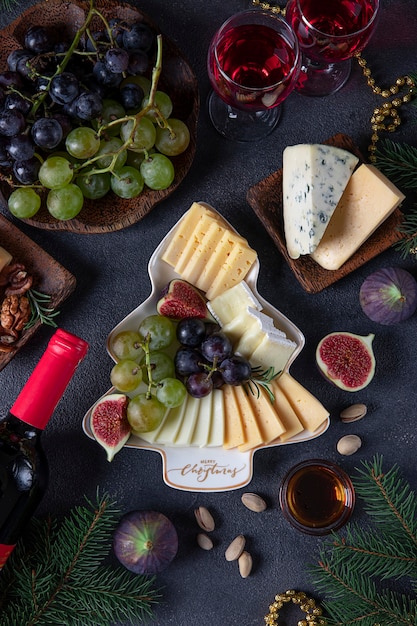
[7, 134, 35, 161]
[119, 83, 144, 112]
[24, 25, 54, 53]
[15, 53, 36, 80]
[73, 91, 103, 121]
[0, 71, 24, 90]
[92, 60, 122, 87]
[127, 50, 149, 75]
[31, 117, 63, 149]
[49, 72, 80, 105]
[0, 110, 26, 137]
[122, 22, 154, 51]
[105, 48, 129, 73]
[4, 92, 32, 116]
[0, 139, 12, 168]
[13, 156, 40, 184]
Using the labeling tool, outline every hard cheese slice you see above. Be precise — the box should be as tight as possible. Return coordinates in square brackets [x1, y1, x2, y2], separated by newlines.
[310, 163, 406, 270]
[0, 246, 12, 273]
[272, 372, 329, 432]
[208, 281, 262, 325]
[283, 144, 359, 259]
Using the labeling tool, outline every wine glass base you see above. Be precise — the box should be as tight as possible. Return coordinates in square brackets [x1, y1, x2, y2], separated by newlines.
[295, 58, 352, 97]
[208, 91, 281, 142]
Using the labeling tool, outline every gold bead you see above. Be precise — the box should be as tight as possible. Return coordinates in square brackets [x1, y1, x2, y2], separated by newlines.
[369, 144, 377, 152]
[369, 154, 377, 163]
[363, 67, 371, 76]
[403, 93, 412, 103]
[313, 607, 323, 616]
[298, 621, 308, 626]
[390, 85, 399, 94]
[387, 124, 396, 132]
[381, 89, 391, 98]
[373, 86, 382, 94]
[367, 77, 376, 86]
[371, 133, 379, 141]
[392, 98, 402, 107]
[382, 101, 392, 109]
[396, 77, 406, 86]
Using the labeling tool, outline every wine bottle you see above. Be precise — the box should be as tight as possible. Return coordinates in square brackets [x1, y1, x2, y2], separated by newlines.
[0, 329, 89, 571]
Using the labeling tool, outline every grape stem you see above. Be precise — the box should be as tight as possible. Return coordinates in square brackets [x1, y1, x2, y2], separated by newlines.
[140, 333, 156, 400]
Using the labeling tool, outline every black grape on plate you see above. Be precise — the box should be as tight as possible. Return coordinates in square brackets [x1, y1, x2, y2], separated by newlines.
[0, 0, 198, 234]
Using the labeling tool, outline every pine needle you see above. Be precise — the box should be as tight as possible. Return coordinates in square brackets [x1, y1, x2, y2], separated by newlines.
[0, 493, 161, 626]
[309, 455, 417, 626]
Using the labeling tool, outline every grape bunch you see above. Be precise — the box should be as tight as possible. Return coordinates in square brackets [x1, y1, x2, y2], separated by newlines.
[109, 315, 187, 434]
[174, 317, 253, 398]
[0, 8, 191, 221]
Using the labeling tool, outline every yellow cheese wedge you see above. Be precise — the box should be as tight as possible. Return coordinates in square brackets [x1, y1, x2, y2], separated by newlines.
[245, 385, 286, 443]
[222, 384, 246, 449]
[0, 246, 12, 273]
[232, 386, 264, 452]
[272, 385, 304, 441]
[311, 164, 406, 270]
[208, 281, 261, 325]
[193, 230, 248, 293]
[190, 392, 213, 447]
[205, 241, 258, 300]
[273, 372, 329, 432]
[174, 214, 222, 276]
[249, 332, 297, 377]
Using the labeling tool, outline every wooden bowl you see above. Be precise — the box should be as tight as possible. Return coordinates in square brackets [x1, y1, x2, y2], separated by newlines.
[0, 0, 199, 234]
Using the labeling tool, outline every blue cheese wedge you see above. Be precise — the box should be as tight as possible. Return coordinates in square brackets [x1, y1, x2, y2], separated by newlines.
[283, 144, 359, 259]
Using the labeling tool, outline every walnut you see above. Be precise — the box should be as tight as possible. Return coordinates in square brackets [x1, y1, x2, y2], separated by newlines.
[0, 294, 31, 351]
[0, 263, 33, 295]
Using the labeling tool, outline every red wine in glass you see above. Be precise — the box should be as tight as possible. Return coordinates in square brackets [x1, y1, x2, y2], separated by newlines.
[207, 10, 301, 141]
[286, 0, 379, 96]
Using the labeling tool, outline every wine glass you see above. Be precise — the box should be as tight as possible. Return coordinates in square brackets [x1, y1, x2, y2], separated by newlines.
[285, 0, 380, 97]
[207, 9, 301, 141]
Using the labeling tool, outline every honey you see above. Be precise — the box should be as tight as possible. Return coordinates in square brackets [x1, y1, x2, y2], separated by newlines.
[279, 459, 355, 535]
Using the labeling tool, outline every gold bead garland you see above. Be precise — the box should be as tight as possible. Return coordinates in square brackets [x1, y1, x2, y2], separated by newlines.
[264, 590, 326, 626]
[354, 53, 416, 161]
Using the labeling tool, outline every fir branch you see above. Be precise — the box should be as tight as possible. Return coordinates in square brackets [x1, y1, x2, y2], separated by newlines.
[0, 493, 161, 626]
[309, 455, 417, 626]
[375, 139, 417, 191]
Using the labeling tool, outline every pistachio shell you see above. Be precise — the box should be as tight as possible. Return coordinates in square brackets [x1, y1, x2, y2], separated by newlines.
[337, 434, 362, 456]
[238, 551, 252, 578]
[241, 492, 267, 512]
[197, 533, 214, 550]
[194, 506, 215, 532]
[225, 534, 246, 562]
[340, 403, 367, 423]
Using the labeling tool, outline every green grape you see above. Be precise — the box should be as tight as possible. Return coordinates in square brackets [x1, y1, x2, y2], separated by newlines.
[46, 184, 84, 220]
[110, 358, 143, 393]
[96, 137, 127, 170]
[38, 156, 73, 189]
[76, 171, 111, 199]
[111, 330, 144, 361]
[127, 392, 166, 433]
[121, 75, 151, 96]
[140, 153, 175, 190]
[142, 91, 173, 121]
[94, 98, 126, 136]
[66, 127, 100, 159]
[141, 351, 175, 384]
[120, 117, 156, 152]
[110, 166, 144, 199]
[8, 188, 41, 219]
[138, 314, 175, 351]
[155, 119, 190, 156]
[156, 377, 187, 409]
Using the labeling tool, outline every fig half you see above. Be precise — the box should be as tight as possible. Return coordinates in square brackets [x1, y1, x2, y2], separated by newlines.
[359, 267, 417, 325]
[91, 393, 131, 461]
[113, 510, 178, 574]
[316, 332, 376, 392]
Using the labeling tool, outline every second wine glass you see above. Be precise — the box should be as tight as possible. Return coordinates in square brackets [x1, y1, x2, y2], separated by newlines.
[285, 0, 380, 97]
[207, 9, 301, 141]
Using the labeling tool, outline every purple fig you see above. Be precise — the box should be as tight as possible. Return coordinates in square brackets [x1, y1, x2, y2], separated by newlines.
[157, 279, 208, 319]
[359, 267, 417, 325]
[113, 510, 178, 574]
[316, 332, 376, 392]
[91, 393, 131, 461]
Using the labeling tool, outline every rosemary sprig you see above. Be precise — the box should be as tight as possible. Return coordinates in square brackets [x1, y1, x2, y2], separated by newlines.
[25, 288, 60, 329]
[245, 366, 281, 403]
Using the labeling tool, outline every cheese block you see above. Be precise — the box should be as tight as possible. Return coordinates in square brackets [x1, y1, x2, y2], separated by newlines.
[272, 373, 329, 432]
[310, 163, 406, 270]
[249, 332, 297, 376]
[234, 309, 285, 358]
[221, 308, 260, 345]
[0, 246, 12, 273]
[207, 390, 225, 446]
[223, 384, 246, 449]
[190, 392, 213, 447]
[232, 386, 264, 452]
[283, 144, 359, 259]
[272, 385, 304, 441]
[208, 281, 262, 325]
[245, 385, 286, 443]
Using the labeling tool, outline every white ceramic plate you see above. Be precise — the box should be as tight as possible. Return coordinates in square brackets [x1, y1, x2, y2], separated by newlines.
[82, 203, 329, 491]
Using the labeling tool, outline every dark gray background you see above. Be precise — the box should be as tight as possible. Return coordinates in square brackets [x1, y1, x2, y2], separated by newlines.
[1, 0, 416, 624]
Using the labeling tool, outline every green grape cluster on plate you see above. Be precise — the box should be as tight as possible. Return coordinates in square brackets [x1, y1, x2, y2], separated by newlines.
[0, 2, 191, 221]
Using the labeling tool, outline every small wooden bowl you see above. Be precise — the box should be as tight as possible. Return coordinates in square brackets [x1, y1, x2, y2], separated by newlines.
[0, 0, 199, 234]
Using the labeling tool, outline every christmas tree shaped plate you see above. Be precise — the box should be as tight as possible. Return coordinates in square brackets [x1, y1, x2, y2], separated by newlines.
[82, 203, 330, 492]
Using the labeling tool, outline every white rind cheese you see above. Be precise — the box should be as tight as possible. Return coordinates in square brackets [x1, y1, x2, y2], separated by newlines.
[283, 144, 359, 259]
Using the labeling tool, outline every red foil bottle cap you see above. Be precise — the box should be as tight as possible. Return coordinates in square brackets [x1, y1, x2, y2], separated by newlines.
[10, 329, 89, 430]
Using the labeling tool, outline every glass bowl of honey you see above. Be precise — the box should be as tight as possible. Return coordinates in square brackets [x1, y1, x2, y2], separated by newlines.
[279, 459, 355, 535]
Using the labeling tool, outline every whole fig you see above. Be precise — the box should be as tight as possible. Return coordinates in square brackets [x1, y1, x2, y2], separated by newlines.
[359, 267, 417, 325]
